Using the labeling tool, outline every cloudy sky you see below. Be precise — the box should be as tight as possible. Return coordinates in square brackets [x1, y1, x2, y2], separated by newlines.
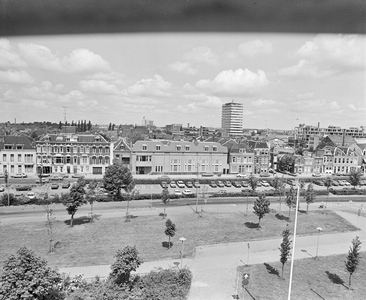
[1, 33, 365, 129]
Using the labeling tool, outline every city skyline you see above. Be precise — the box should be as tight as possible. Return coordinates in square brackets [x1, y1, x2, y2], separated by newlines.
[1, 33, 365, 129]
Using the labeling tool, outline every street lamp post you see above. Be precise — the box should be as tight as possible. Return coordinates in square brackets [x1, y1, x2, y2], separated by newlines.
[196, 163, 200, 213]
[315, 227, 323, 258]
[179, 237, 186, 269]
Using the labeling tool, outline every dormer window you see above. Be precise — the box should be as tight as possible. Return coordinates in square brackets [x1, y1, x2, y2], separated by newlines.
[4, 144, 12, 150]
[176, 145, 182, 151]
[142, 145, 147, 151]
[185, 145, 190, 151]
[204, 146, 209, 152]
[156, 145, 161, 151]
[212, 146, 217, 152]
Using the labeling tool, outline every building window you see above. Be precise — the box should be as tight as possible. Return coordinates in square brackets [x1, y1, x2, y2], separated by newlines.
[4, 144, 12, 150]
[156, 145, 161, 151]
[204, 146, 209, 152]
[85, 146, 90, 153]
[82, 157, 88, 164]
[10, 154, 14, 162]
[176, 145, 182, 151]
[18, 154, 21, 162]
[185, 145, 190, 151]
[3, 154, 6, 162]
[73, 146, 77, 153]
[142, 145, 147, 151]
[232, 156, 236, 163]
[16, 144, 24, 149]
[213, 146, 217, 152]
[80, 146, 84, 153]
[105, 156, 110, 164]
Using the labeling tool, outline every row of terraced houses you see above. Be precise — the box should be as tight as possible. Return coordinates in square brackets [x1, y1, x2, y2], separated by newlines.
[0, 132, 366, 177]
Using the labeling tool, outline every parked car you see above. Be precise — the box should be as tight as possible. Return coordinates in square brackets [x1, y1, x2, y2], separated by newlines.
[312, 173, 321, 177]
[71, 174, 85, 178]
[0, 172, 5, 178]
[331, 180, 339, 186]
[36, 178, 50, 184]
[268, 169, 276, 175]
[193, 181, 201, 188]
[174, 190, 182, 196]
[26, 192, 36, 200]
[177, 181, 185, 188]
[62, 181, 71, 188]
[233, 181, 242, 188]
[11, 173, 27, 178]
[39, 173, 51, 177]
[170, 181, 177, 188]
[223, 181, 232, 187]
[209, 181, 217, 188]
[202, 172, 214, 177]
[51, 183, 59, 189]
[185, 181, 193, 188]
[313, 180, 324, 186]
[217, 190, 227, 195]
[342, 180, 351, 186]
[236, 173, 247, 178]
[261, 181, 270, 187]
[256, 181, 262, 187]
[259, 173, 270, 177]
[50, 175, 62, 181]
[216, 181, 225, 187]
[241, 181, 249, 188]
[183, 189, 193, 195]
[15, 185, 32, 191]
[0, 186, 5, 192]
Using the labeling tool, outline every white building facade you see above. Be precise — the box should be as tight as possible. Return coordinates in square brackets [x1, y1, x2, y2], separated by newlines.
[221, 102, 243, 136]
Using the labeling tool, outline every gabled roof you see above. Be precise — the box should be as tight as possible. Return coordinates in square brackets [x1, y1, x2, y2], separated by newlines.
[0, 135, 35, 150]
[113, 138, 131, 151]
[229, 142, 254, 153]
[248, 140, 269, 149]
[38, 133, 109, 143]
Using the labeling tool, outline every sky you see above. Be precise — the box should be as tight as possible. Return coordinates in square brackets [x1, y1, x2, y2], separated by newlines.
[1, 32, 365, 130]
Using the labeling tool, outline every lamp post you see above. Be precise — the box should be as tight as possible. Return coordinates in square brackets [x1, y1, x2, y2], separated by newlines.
[4, 169, 9, 206]
[315, 227, 323, 258]
[179, 237, 186, 269]
[195, 163, 200, 213]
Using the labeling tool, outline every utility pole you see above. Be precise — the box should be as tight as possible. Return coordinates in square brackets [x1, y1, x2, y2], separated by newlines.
[63, 106, 68, 134]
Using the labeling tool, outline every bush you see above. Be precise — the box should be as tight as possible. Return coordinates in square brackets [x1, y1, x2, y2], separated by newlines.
[1, 193, 20, 206]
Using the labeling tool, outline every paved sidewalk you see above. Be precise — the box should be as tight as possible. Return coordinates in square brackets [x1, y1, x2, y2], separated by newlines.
[187, 210, 366, 300]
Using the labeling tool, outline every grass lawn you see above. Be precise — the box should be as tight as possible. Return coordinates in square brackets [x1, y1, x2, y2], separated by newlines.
[238, 252, 366, 300]
[0, 209, 358, 269]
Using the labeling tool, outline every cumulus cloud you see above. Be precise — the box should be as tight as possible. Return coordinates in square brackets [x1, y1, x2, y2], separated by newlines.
[80, 79, 119, 95]
[58, 90, 86, 103]
[18, 43, 111, 73]
[0, 69, 34, 84]
[0, 39, 27, 68]
[169, 61, 197, 75]
[348, 104, 356, 110]
[126, 75, 172, 97]
[196, 68, 268, 96]
[250, 98, 277, 107]
[278, 59, 335, 78]
[296, 92, 314, 100]
[290, 98, 343, 114]
[295, 34, 366, 71]
[183, 46, 219, 65]
[238, 40, 273, 56]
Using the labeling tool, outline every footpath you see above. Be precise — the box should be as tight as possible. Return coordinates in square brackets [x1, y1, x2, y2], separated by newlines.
[57, 205, 366, 300]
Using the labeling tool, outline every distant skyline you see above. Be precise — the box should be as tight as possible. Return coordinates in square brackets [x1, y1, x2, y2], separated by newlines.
[1, 33, 365, 130]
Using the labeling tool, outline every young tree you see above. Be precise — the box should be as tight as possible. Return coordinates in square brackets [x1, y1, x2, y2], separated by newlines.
[248, 175, 258, 193]
[86, 179, 98, 221]
[103, 161, 135, 199]
[285, 185, 297, 217]
[0, 247, 62, 299]
[324, 176, 332, 209]
[345, 236, 362, 290]
[279, 226, 292, 277]
[253, 194, 271, 227]
[304, 183, 316, 212]
[62, 180, 87, 227]
[161, 187, 170, 218]
[271, 176, 285, 208]
[38, 193, 57, 252]
[164, 218, 176, 249]
[109, 245, 143, 284]
[349, 170, 362, 190]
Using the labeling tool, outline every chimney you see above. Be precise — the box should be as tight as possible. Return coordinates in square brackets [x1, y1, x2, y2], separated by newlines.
[342, 129, 345, 146]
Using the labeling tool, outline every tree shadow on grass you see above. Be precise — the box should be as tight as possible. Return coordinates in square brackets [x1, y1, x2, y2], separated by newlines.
[64, 216, 91, 226]
[162, 241, 173, 249]
[297, 209, 307, 214]
[325, 271, 346, 288]
[275, 214, 291, 222]
[263, 262, 280, 277]
[244, 222, 260, 229]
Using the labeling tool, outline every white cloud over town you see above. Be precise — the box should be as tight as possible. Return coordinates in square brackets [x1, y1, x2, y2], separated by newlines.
[238, 39, 273, 56]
